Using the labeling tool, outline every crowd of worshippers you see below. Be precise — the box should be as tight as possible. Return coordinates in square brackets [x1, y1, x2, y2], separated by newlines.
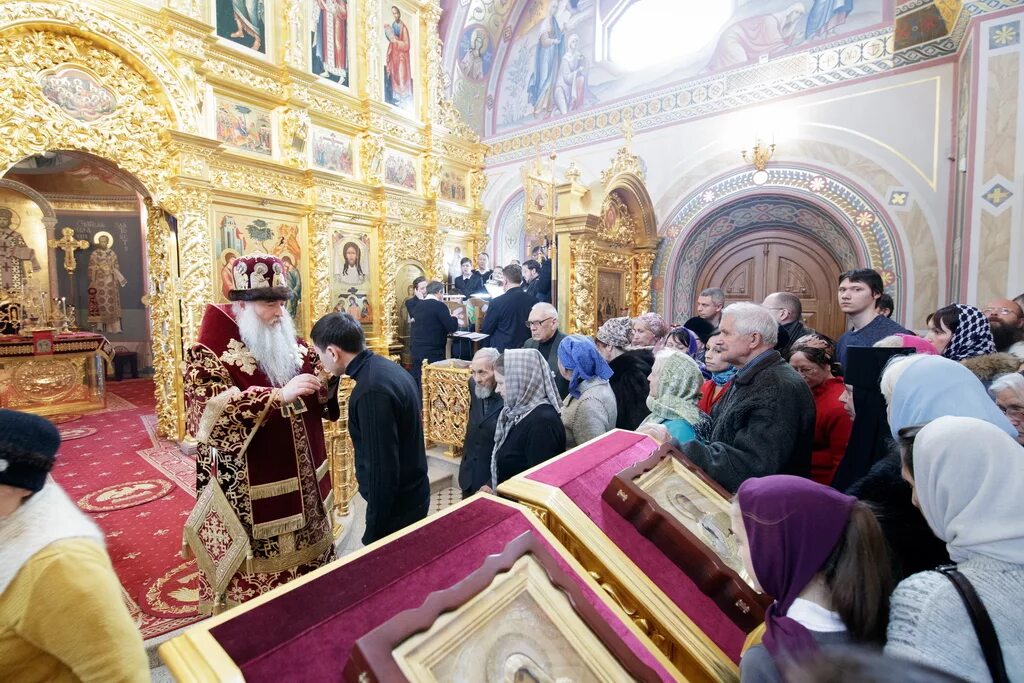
[455, 267, 1024, 683]
[3, 254, 1021, 682]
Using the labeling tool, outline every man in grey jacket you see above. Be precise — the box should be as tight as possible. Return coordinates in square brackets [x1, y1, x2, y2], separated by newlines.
[680, 302, 815, 492]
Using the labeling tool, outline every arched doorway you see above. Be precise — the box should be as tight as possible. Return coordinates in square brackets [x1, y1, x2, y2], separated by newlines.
[696, 229, 845, 339]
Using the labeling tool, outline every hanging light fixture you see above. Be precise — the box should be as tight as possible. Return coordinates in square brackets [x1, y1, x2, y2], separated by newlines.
[742, 140, 775, 186]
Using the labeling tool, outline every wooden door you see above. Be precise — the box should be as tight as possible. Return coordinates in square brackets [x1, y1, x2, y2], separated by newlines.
[696, 230, 844, 339]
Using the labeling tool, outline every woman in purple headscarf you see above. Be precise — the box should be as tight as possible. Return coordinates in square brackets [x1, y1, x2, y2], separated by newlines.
[732, 475, 893, 682]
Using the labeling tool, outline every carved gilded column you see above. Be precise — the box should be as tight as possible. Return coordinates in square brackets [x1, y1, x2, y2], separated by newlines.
[281, 107, 310, 169]
[379, 222, 401, 347]
[359, 132, 385, 186]
[422, 153, 441, 200]
[308, 211, 334, 322]
[165, 186, 212, 346]
[422, 1, 443, 124]
[281, 0, 305, 69]
[144, 199, 182, 439]
[570, 236, 597, 335]
[633, 250, 657, 316]
[359, 0, 382, 100]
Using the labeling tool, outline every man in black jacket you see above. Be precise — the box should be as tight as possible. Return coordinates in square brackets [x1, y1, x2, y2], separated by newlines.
[531, 244, 552, 303]
[521, 259, 542, 301]
[410, 281, 458, 390]
[311, 312, 429, 545]
[453, 257, 484, 298]
[523, 302, 569, 398]
[458, 348, 504, 496]
[482, 264, 535, 352]
[680, 302, 815, 492]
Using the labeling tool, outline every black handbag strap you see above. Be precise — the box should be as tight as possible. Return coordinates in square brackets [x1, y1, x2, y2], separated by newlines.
[935, 565, 1009, 683]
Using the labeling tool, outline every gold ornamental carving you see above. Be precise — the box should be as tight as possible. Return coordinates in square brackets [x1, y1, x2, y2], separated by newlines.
[308, 211, 334, 322]
[599, 194, 637, 247]
[569, 237, 597, 335]
[421, 360, 472, 459]
[144, 199, 181, 439]
[325, 376, 357, 520]
[9, 357, 84, 404]
[0, 30, 175, 193]
[281, 108, 310, 169]
[633, 251, 657, 317]
[359, 0, 382, 100]
[468, 168, 488, 210]
[164, 186, 212, 346]
[359, 132, 385, 186]
[422, 154, 442, 199]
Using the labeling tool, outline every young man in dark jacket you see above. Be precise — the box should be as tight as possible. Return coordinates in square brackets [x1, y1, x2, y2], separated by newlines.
[410, 281, 458, 389]
[312, 312, 430, 545]
[482, 264, 535, 352]
[680, 302, 815, 492]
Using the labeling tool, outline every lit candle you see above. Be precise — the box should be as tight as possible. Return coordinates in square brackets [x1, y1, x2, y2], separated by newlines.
[61, 297, 66, 317]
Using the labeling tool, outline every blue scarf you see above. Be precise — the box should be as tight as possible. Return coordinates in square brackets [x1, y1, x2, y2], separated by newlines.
[711, 366, 737, 387]
[557, 334, 613, 398]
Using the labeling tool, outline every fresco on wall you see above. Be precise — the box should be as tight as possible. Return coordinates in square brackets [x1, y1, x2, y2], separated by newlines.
[216, 0, 266, 54]
[457, 24, 494, 82]
[312, 0, 349, 86]
[311, 127, 354, 175]
[215, 100, 273, 155]
[492, 0, 886, 134]
[383, 3, 415, 111]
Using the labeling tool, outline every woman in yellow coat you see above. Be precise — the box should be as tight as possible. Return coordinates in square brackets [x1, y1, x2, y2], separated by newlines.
[0, 408, 149, 682]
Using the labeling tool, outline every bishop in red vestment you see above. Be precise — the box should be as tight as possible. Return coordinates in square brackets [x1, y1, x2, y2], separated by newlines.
[183, 254, 334, 614]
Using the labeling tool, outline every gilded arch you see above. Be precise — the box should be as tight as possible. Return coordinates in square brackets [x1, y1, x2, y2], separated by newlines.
[0, 5, 203, 438]
[655, 165, 906, 323]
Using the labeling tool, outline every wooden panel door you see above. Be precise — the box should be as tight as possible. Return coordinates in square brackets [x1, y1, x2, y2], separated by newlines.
[696, 231, 844, 339]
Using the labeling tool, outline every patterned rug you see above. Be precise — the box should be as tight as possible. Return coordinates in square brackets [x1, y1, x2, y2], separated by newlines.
[58, 425, 98, 441]
[49, 379, 204, 640]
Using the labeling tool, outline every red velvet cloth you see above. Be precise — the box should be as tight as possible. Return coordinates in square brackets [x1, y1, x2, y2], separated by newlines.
[208, 498, 675, 680]
[527, 431, 746, 661]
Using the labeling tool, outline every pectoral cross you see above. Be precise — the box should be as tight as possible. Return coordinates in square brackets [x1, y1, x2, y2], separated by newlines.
[48, 227, 89, 274]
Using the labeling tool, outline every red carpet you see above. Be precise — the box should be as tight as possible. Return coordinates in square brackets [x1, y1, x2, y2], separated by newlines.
[49, 379, 204, 640]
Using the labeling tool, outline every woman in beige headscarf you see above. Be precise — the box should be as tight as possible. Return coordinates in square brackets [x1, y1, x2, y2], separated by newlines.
[638, 349, 708, 445]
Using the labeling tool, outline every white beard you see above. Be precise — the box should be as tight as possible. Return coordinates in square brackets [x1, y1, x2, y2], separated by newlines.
[474, 383, 494, 400]
[234, 302, 302, 387]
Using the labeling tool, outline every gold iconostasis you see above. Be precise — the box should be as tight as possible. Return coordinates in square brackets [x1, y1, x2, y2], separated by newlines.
[0, 0, 488, 440]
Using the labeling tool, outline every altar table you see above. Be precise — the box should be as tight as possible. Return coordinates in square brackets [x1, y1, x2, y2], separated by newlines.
[498, 429, 746, 682]
[159, 495, 678, 682]
[0, 332, 111, 415]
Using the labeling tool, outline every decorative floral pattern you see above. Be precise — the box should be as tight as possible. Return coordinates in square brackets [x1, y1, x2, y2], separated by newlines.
[219, 338, 258, 375]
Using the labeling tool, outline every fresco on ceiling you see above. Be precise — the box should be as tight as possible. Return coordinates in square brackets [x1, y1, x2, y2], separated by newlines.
[457, 24, 495, 82]
[490, 0, 885, 135]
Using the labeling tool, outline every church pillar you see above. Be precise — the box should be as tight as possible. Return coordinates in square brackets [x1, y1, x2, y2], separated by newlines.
[165, 185, 212, 347]
[144, 199, 182, 439]
[308, 210, 335, 322]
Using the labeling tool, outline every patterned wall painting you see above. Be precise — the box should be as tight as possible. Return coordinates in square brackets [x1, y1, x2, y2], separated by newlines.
[491, 0, 887, 135]
[330, 227, 373, 325]
[214, 210, 304, 325]
[312, 0, 349, 86]
[438, 167, 467, 203]
[215, 99, 273, 155]
[383, 2, 415, 111]
[457, 24, 494, 82]
[383, 150, 418, 190]
[311, 127, 354, 175]
[216, 0, 266, 54]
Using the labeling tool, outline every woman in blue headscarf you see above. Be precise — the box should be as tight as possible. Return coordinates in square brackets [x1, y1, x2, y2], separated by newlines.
[556, 334, 616, 448]
[881, 354, 1016, 438]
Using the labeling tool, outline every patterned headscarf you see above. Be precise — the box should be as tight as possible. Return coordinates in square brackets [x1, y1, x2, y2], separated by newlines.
[944, 304, 996, 361]
[640, 350, 704, 427]
[557, 334, 613, 399]
[596, 316, 632, 350]
[634, 312, 670, 351]
[490, 348, 562, 488]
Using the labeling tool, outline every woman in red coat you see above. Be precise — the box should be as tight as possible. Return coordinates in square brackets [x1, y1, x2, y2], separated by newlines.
[788, 334, 852, 485]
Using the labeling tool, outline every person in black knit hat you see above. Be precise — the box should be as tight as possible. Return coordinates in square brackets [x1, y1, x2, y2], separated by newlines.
[0, 409, 148, 681]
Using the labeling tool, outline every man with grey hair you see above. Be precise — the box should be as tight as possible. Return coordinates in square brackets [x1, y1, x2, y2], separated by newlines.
[762, 291, 814, 356]
[680, 302, 815, 491]
[459, 348, 505, 496]
[696, 287, 725, 328]
[989, 372, 1024, 445]
[523, 302, 569, 398]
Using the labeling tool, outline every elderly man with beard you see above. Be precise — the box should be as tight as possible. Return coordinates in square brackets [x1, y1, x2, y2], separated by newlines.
[457, 348, 504, 497]
[183, 254, 334, 615]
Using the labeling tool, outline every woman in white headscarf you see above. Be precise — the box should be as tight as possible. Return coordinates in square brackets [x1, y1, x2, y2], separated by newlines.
[886, 416, 1024, 681]
[487, 348, 566, 489]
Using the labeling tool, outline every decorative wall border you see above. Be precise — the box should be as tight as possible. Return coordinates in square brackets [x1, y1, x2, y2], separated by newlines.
[654, 166, 906, 323]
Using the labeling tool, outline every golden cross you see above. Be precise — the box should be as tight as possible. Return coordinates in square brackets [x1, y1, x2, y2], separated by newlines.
[48, 227, 90, 273]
